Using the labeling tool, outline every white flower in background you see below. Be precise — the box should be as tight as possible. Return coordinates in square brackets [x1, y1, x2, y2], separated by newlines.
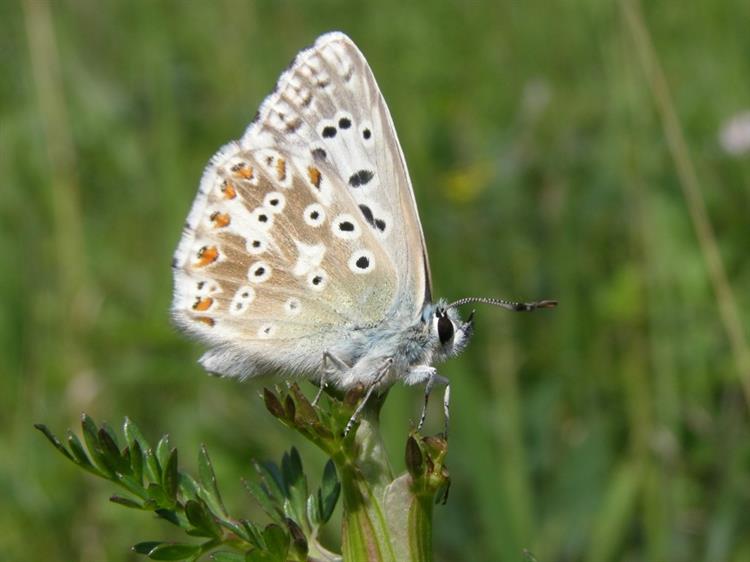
[719, 111, 750, 156]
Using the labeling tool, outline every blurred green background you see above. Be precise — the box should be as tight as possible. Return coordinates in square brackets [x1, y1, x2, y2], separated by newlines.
[3, 0, 750, 560]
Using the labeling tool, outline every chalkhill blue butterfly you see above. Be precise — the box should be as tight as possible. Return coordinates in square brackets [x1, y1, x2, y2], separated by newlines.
[172, 32, 556, 435]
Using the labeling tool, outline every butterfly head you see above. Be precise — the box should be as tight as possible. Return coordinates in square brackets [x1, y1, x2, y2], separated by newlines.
[422, 296, 558, 362]
[424, 301, 475, 362]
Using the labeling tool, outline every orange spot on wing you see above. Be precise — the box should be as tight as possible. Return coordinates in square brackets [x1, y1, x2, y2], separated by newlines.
[221, 180, 237, 199]
[195, 246, 219, 267]
[210, 211, 231, 228]
[276, 158, 287, 181]
[195, 316, 215, 327]
[307, 166, 322, 189]
[192, 296, 214, 311]
[231, 161, 255, 180]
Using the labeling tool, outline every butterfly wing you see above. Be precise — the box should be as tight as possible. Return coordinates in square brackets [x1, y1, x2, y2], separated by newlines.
[245, 32, 433, 308]
[172, 32, 430, 379]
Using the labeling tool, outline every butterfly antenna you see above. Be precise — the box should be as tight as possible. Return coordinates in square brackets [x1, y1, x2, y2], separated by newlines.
[447, 296, 558, 312]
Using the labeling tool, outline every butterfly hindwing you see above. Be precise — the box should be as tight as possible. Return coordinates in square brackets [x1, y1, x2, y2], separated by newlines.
[172, 32, 430, 379]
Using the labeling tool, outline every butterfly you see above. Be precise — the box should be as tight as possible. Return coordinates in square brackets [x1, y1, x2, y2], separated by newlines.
[172, 32, 556, 436]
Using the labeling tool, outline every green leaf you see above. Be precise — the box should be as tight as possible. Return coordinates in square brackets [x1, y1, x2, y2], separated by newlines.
[101, 421, 122, 449]
[210, 553, 246, 562]
[198, 444, 227, 517]
[306, 495, 321, 528]
[163, 448, 179, 501]
[146, 542, 201, 560]
[66, 430, 98, 474]
[34, 424, 75, 463]
[156, 434, 171, 474]
[285, 518, 308, 559]
[124, 417, 151, 452]
[179, 472, 201, 500]
[98, 427, 130, 475]
[122, 444, 131, 468]
[261, 524, 289, 559]
[81, 414, 114, 477]
[284, 395, 296, 422]
[319, 459, 340, 523]
[256, 461, 285, 499]
[281, 448, 308, 522]
[130, 440, 144, 485]
[281, 448, 303, 494]
[244, 550, 273, 562]
[289, 384, 319, 427]
[147, 482, 171, 507]
[116, 473, 149, 500]
[110, 495, 143, 509]
[243, 478, 280, 521]
[133, 541, 164, 554]
[144, 447, 161, 484]
[155, 508, 183, 528]
[263, 388, 285, 420]
[240, 520, 264, 549]
[214, 518, 247, 542]
[185, 499, 222, 539]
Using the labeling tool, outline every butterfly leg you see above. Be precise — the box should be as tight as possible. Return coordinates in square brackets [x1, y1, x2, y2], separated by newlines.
[344, 358, 393, 437]
[314, 351, 350, 406]
[442, 383, 451, 440]
[406, 366, 450, 435]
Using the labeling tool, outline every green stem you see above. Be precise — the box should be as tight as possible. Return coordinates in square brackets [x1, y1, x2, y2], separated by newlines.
[383, 475, 434, 562]
[336, 396, 397, 562]
[264, 385, 448, 561]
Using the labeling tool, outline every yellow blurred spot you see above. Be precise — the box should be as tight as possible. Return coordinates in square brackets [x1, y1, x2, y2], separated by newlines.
[441, 162, 492, 203]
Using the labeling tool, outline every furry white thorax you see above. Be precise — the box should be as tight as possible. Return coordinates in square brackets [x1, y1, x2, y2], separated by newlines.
[325, 299, 474, 389]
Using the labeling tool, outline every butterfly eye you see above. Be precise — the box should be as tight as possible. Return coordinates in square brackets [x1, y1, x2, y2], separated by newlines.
[437, 314, 454, 345]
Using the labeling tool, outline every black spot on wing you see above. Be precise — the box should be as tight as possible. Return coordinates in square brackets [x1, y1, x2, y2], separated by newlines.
[359, 204, 386, 232]
[355, 256, 369, 269]
[322, 126, 337, 138]
[359, 204, 375, 226]
[349, 170, 374, 188]
[311, 148, 326, 160]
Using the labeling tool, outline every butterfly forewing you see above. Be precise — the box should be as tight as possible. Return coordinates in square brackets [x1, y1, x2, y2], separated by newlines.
[172, 32, 429, 379]
[244, 32, 431, 311]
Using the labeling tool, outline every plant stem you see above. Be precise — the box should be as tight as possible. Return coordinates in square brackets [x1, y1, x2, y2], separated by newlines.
[336, 395, 397, 562]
